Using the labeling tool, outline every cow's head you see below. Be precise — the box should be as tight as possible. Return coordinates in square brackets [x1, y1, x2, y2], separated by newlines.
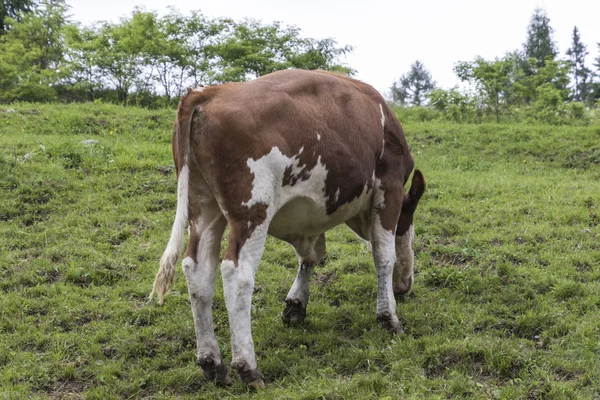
[393, 169, 425, 296]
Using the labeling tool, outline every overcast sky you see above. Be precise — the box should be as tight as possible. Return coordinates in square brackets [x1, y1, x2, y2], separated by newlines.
[67, 0, 600, 95]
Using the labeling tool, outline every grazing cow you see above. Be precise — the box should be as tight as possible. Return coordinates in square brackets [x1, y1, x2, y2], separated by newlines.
[150, 69, 425, 388]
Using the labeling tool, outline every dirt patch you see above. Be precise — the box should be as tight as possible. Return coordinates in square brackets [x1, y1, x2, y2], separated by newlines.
[430, 250, 476, 268]
[314, 271, 337, 287]
[45, 380, 89, 400]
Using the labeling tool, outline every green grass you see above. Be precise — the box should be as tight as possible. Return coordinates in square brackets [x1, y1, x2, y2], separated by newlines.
[1, 102, 599, 399]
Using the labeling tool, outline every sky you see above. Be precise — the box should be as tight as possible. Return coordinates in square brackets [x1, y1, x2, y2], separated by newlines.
[66, 0, 600, 96]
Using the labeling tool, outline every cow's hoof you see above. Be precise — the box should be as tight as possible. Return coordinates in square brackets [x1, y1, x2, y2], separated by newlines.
[376, 311, 404, 334]
[232, 361, 265, 389]
[282, 298, 306, 326]
[393, 276, 413, 298]
[198, 356, 232, 386]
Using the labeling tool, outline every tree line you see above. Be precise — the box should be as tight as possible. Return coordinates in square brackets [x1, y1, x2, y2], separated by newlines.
[0, 0, 351, 106]
[390, 8, 600, 124]
[2, 1, 599, 124]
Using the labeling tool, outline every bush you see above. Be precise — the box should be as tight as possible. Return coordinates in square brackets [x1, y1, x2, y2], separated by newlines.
[390, 105, 438, 123]
[427, 88, 479, 123]
[533, 83, 567, 124]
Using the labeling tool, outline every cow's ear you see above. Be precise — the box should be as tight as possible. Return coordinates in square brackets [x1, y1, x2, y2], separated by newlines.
[408, 169, 425, 207]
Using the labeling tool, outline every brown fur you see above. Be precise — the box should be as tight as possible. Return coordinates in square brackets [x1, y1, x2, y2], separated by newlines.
[397, 170, 426, 236]
[173, 69, 423, 265]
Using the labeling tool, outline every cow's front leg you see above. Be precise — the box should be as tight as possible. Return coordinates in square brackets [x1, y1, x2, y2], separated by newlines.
[371, 189, 404, 334]
[283, 234, 326, 325]
[221, 222, 268, 389]
[182, 213, 231, 385]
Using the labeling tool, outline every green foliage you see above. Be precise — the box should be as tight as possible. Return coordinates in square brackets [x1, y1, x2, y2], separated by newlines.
[532, 82, 567, 124]
[427, 88, 479, 122]
[0, 5, 352, 105]
[392, 8, 593, 125]
[0, 0, 70, 102]
[566, 102, 588, 123]
[390, 105, 439, 123]
[390, 60, 436, 106]
[0, 0, 34, 34]
[207, 19, 352, 83]
[455, 57, 513, 122]
[510, 58, 570, 106]
[2, 103, 600, 398]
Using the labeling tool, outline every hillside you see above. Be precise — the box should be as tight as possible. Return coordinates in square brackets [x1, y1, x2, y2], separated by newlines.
[1, 103, 599, 399]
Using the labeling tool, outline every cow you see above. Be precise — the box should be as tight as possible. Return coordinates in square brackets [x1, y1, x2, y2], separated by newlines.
[149, 69, 425, 389]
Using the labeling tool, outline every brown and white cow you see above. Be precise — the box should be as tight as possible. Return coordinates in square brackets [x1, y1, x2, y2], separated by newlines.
[150, 69, 425, 388]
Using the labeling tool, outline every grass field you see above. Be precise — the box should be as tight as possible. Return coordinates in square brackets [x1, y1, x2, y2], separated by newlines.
[1, 102, 599, 399]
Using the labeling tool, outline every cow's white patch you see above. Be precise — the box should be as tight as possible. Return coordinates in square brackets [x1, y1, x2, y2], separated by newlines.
[242, 145, 376, 242]
[242, 146, 329, 223]
[316, 133, 321, 141]
[393, 223, 415, 294]
[379, 104, 386, 158]
[242, 147, 304, 210]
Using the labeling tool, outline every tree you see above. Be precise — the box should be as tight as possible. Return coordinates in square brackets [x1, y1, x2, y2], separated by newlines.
[0, 5, 353, 105]
[288, 37, 353, 75]
[455, 57, 513, 122]
[0, 0, 70, 102]
[64, 23, 108, 100]
[86, 10, 159, 105]
[0, 0, 34, 34]
[508, 57, 570, 108]
[589, 44, 600, 105]
[141, 9, 188, 100]
[523, 8, 557, 70]
[390, 60, 435, 106]
[207, 19, 352, 83]
[566, 26, 591, 103]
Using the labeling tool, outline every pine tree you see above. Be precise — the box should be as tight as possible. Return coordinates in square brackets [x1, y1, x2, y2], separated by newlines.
[566, 26, 591, 102]
[390, 60, 436, 106]
[523, 8, 557, 70]
[592, 43, 600, 105]
[596, 42, 600, 77]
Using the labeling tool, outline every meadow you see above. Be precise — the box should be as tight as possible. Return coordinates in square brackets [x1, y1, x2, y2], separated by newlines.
[0, 102, 599, 399]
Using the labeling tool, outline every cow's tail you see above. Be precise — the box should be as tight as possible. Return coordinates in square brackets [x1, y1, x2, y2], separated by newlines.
[149, 87, 213, 304]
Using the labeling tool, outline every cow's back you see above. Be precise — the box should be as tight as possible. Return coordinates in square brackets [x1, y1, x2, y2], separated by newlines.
[186, 69, 409, 239]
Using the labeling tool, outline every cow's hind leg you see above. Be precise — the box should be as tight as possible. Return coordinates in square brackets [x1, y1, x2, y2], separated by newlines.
[181, 181, 230, 385]
[221, 221, 269, 389]
[371, 187, 404, 333]
[282, 233, 326, 325]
